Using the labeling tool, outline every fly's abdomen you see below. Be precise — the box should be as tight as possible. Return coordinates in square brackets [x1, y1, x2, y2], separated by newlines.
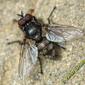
[36, 37, 54, 56]
[36, 37, 49, 50]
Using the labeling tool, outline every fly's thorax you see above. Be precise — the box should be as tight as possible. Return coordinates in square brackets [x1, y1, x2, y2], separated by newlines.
[23, 21, 42, 41]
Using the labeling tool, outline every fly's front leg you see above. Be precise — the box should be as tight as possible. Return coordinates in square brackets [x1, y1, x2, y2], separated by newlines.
[47, 6, 63, 26]
[47, 6, 56, 24]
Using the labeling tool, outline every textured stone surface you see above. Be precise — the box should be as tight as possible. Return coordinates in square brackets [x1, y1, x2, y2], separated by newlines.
[0, 0, 85, 85]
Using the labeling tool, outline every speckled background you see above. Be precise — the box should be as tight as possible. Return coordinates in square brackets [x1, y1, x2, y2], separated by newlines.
[0, 0, 85, 85]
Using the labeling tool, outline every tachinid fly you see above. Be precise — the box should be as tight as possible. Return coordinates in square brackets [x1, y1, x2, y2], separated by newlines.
[8, 6, 84, 79]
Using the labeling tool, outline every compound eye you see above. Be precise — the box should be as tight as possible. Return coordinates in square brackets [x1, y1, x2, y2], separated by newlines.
[18, 18, 26, 26]
[18, 14, 32, 26]
[25, 14, 32, 22]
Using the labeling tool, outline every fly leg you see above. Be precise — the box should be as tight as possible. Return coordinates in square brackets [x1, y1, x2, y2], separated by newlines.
[47, 6, 56, 24]
[7, 40, 23, 45]
[7, 38, 27, 61]
[47, 6, 63, 26]
[38, 57, 43, 74]
[7, 36, 27, 60]
[7, 38, 27, 60]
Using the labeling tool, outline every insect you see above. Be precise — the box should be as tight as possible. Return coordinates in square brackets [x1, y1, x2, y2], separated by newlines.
[8, 6, 84, 79]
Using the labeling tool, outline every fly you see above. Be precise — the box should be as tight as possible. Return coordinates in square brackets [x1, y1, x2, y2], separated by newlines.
[8, 6, 84, 79]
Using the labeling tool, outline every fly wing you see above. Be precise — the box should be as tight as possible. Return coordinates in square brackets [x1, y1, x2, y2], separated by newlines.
[29, 45, 38, 64]
[46, 25, 84, 43]
[18, 44, 38, 79]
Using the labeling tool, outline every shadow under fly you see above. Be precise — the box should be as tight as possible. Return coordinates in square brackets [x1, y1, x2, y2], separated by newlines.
[7, 6, 84, 79]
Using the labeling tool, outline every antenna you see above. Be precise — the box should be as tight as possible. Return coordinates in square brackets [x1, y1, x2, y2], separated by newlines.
[17, 11, 24, 18]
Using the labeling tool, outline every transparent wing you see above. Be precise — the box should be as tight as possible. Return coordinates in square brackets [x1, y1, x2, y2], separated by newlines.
[18, 44, 38, 79]
[46, 30, 65, 43]
[46, 25, 84, 43]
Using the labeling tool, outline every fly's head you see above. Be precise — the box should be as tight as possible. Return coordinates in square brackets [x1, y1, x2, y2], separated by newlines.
[18, 12, 42, 42]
